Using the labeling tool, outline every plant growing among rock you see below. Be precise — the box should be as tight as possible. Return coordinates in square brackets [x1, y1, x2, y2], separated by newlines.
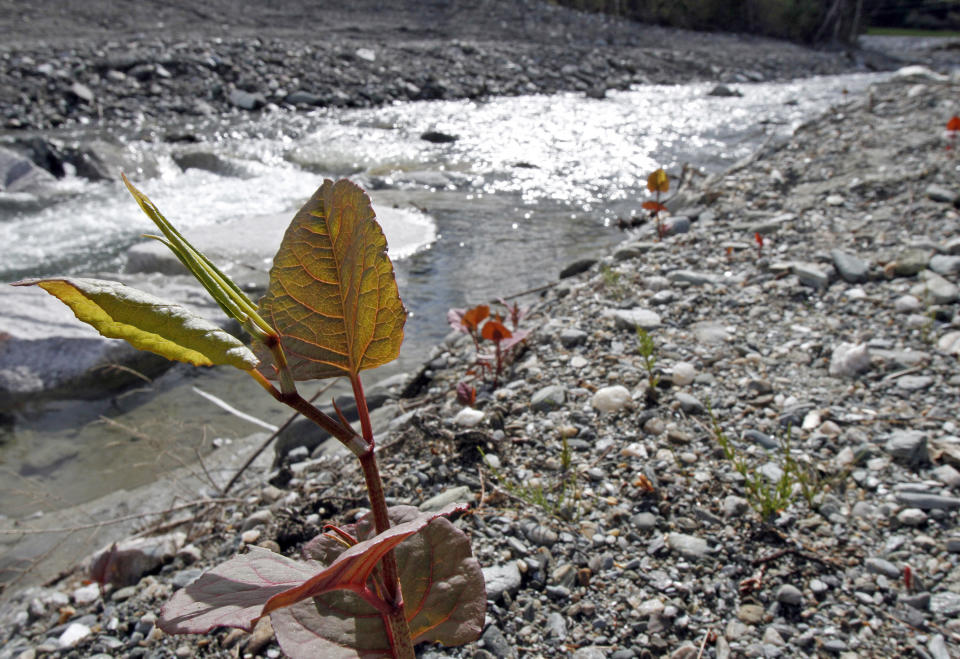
[635, 327, 660, 403]
[449, 302, 529, 389]
[707, 405, 825, 521]
[947, 114, 960, 153]
[15, 176, 485, 658]
[644, 167, 669, 241]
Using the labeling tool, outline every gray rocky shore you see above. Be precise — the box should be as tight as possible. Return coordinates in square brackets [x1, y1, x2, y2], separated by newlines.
[2, 64, 960, 659]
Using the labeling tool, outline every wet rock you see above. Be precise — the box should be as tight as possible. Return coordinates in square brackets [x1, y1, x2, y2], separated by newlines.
[228, 88, 266, 110]
[559, 258, 597, 279]
[0, 145, 56, 192]
[284, 90, 325, 106]
[708, 84, 742, 97]
[420, 131, 458, 143]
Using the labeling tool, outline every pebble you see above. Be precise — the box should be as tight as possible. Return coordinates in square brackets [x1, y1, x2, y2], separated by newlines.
[531, 385, 566, 412]
[591, 385, 632, 413]
[829, 342, 871, 377]
[667, 533, 708, 560]
[897, 508, 928, 526]
[675, 392, 705, 414]
[418, 485, 472, 512]
[671, 361, 697, 386]
[865, 557, 901, 579]
[831, 249, 869, 283]
[776, 584, 803, 606]
[482, 562, 522, 602]
[454, 407, 485, 427]
[607, 307, 662, 331]
[885, 430, 928, 467]
[57, 622, 92, 648]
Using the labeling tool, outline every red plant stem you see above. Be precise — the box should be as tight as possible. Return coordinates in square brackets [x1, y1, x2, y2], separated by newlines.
[249, 370, 367, 458]
[493, 339, 503, 388]
[352, 373, 414, 659]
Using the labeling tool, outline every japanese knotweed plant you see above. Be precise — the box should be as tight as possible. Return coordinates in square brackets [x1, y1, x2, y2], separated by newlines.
[14, 176, 485, 658]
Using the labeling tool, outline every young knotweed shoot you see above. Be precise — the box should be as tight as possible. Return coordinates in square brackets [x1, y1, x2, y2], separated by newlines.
[644, 167, 669, 241]
[449, 303, 529, 389]
[947, 114, 960, 154]
[15, 177, 485, 659]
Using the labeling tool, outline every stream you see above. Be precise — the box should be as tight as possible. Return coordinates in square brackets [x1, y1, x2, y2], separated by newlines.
[0, 73, 887, 519]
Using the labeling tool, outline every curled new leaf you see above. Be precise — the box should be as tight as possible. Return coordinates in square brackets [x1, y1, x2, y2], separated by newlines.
[12, 278, 258, 370]
[647, 168, 669, 194]
[256, 179, 406, 381]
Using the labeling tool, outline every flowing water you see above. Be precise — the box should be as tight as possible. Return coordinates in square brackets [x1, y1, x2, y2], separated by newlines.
[0, 73, 886, 518]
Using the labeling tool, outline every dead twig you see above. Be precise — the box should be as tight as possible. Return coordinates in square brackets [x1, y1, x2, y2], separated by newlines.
[0, 498, 240, 535]
[222, 380, 338, 495]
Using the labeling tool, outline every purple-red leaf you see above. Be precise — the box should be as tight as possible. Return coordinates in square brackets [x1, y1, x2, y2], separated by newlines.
[158, 502, 483, 658]
[289, 505, 485, 655]
[158, 547, 320, 634]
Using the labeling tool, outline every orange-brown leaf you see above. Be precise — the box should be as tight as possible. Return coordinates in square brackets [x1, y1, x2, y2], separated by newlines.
[646, 168, 669, 193]
[947, 115, 960, 132]
[462, 305, 489, 332]
[256, 179, 406, 380]
[481, 319, 512, 343]
[642, 201, 667, 213]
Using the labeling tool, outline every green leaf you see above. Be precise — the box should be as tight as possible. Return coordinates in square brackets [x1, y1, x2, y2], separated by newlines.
[256, 179, 406, 381]
[13, 278, 258, 370]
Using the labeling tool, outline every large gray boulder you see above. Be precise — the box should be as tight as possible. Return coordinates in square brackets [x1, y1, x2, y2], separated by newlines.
[0, 146, 56, 192]
[0, 275, 229, 410]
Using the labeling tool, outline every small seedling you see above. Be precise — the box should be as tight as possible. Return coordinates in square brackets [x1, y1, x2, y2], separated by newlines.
[707, 404, 826, 521]
[947, 114, 960, 153]
[17, 177, 486, 659]
[483, 436, 579, 521]
[449, 303, 529, 389]
[754, 231, 764, 258]
[599, 263, 626, 300]
[644, 167, 669, 241]
[635, 327, 660, 403]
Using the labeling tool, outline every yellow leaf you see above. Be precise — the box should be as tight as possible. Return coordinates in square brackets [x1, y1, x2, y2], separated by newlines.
[14, 278, 258, 370]
[647, 168, 669, 194]
[256, 179, 406, 380]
